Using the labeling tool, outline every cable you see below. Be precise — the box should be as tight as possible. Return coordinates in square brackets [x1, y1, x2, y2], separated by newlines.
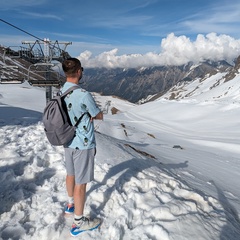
[0, 18, 71, 56]
[0, 18, 44, 42]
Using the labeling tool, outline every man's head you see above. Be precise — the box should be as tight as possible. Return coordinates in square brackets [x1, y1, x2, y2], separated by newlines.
[62, 58, 83, 82]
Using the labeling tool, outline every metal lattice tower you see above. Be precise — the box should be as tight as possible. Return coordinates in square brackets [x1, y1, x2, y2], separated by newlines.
[21, 39, 72, 103]
[21, 39, 72, 63]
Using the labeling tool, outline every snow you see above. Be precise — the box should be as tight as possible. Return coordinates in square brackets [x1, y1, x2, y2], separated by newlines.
[0, 75, 240, 240]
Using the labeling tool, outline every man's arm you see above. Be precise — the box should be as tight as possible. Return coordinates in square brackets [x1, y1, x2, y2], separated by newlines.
[84, 92, 103, 121]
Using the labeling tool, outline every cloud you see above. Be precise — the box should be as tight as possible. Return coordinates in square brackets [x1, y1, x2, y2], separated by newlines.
[1, 0, 47, 9]
[0, 34, 26, 47]
[180, 2, 240, 36]
[20, 11, 63, 21]
[88, 15, 152, 29]
[78, 33, 240, 68]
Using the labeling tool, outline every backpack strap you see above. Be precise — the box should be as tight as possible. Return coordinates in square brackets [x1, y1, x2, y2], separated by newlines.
[60, 85, 80, 98]
[74, 112, 90, 127]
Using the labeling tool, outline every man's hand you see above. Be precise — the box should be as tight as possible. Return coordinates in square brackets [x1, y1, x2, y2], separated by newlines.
[91, 111, 103, 121]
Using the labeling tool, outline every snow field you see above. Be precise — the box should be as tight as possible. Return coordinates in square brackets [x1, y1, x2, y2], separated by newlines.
[1, 76, 240, 239]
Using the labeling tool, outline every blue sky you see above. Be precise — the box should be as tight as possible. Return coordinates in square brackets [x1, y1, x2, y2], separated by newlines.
[1, 0, 240, 67]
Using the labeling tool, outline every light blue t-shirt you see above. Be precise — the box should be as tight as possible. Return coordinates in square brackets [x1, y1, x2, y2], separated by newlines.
[61, 82, 101, 150]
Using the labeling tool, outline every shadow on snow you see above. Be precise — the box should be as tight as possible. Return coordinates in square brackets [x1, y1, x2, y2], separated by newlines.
[211, 181, 240, 240]
[0, 104, 42, 126]
[88, 144, 240, 239]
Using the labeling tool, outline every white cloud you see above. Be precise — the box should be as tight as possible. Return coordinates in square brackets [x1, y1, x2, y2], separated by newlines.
[20, 11, 63, 21]
[1, 0, 46, 9]
[78, 33, 240, 68]
[180, 2, 240, 36]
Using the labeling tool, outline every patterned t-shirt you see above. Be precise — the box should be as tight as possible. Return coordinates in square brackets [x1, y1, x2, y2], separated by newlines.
[61, 82, 101, 150]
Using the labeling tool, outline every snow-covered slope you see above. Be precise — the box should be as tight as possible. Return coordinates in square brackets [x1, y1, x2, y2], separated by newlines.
[162, 70, 240, 102]
[0, 79, 240, 239]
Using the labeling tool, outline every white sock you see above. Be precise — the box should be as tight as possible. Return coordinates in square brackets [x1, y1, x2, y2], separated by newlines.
[68, 196, 74, 204]
[74, 214, 83, 221]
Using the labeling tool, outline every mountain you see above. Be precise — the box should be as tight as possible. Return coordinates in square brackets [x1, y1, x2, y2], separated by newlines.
[75, 60, 234, 103]
[152, 56, 240, 102]
[0, 45, 237, 104]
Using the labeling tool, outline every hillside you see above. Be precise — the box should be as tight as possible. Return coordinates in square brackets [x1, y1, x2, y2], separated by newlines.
[155, 56, 240, 102]
[81, 61, 232, 103]
[0, 72, 240, 239]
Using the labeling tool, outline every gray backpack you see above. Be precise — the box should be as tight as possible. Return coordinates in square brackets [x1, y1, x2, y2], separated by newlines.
[42, 86, 86, 146]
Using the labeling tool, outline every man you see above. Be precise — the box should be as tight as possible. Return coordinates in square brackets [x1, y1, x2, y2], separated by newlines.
[61, 58, 103, 236]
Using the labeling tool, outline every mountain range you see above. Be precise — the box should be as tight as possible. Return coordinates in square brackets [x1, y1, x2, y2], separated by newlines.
[82, 60, 233, 103]
[1, 46, 239, 103]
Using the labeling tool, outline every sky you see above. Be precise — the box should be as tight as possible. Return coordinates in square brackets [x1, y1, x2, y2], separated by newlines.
[1, 0, 240, 67]
[0, 63, 240, 239]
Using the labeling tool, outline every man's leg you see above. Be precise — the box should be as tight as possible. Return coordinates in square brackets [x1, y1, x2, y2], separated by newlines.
[65, 175, 75, 213]
[70, 181, 100, 236]
[74, 183, 87, 216]
[66, 175, 75, 197]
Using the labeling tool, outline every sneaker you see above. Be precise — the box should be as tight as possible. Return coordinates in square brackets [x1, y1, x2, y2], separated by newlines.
[70, 216, 101, 236]
[65, 203, 74, 214]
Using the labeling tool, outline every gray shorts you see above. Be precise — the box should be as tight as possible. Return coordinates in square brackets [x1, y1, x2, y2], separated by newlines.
[64, 148, 96, 184]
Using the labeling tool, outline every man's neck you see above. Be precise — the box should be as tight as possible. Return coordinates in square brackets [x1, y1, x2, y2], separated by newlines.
[66, 78, 79, 84]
